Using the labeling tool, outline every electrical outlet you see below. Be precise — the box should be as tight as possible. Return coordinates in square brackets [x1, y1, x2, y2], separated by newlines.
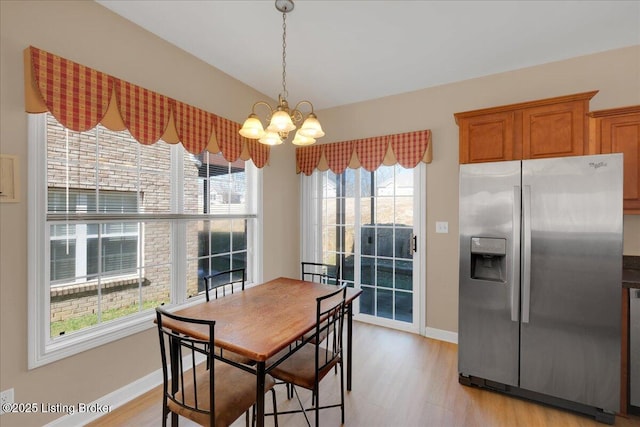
[0, 388, 15, 415]
[435, 221, 449, 234]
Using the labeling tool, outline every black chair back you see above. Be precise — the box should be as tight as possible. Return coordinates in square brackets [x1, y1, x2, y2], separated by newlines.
[301, 262, 340, 286]
[202, 268, 245, 301]
[314, 285, 347, 372]
[156, 307, 215, 426]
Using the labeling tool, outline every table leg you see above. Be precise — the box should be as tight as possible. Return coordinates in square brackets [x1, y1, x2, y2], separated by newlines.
[347, 302, 354, 391]
[256, 361, 266, 427]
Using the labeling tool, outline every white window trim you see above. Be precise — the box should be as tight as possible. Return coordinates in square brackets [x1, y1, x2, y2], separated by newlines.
[27, 114, 262, 368]
[299, 172, 322, 265]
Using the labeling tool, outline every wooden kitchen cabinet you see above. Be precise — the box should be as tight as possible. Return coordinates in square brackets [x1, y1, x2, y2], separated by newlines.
[589, 106, 640, 214]
[455, 91, 598, 164]
[456, 111, 515, 163]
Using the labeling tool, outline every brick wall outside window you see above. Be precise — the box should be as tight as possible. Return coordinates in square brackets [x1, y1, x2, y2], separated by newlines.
[46, 115, 202, 333]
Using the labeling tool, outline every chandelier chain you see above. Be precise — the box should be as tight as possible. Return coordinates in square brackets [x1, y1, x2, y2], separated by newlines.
[281, 11, 288, 100]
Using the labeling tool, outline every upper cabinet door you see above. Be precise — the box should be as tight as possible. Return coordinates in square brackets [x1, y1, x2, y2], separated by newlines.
[523, 100, 588, 159]
[589, 106, 640, 214]
[455, 91, 598, 164]
[458, 111, 515, 164]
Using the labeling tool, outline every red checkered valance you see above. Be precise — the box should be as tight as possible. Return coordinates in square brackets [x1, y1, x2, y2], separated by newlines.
[23, 46, 269, 168]
[296, 129, 432, 175]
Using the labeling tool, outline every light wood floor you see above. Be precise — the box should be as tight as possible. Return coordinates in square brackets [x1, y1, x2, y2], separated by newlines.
[88, 321, 640, 427]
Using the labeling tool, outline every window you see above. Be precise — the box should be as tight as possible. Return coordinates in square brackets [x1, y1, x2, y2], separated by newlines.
[188, 152, 253, 296]
[49, 189, 139, 282]
[28, 113, 261, 367]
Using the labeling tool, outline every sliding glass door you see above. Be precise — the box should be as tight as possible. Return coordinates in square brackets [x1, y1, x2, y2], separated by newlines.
[305, 164, 424, 332]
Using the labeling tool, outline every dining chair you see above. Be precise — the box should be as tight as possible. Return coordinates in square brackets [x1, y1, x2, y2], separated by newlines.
[269, 285, 347, 426]
[301, 262, 341, 286]
[203, 268, 246, 301]
[155, 307, 278, 427]
[201, 269, 254, 366]
[299, 262, 344, 349]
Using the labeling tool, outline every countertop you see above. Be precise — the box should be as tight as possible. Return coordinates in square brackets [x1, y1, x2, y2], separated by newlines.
[623, 256, 640, 289]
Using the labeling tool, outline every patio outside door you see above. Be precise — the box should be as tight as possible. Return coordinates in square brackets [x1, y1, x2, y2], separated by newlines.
[311, 164, 424, 333]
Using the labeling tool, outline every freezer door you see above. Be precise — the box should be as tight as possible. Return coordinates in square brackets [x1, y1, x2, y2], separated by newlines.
[458, 161, 521, 386]
[520, 154, 622, 412]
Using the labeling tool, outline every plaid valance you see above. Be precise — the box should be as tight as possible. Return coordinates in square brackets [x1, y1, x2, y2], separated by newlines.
[296, 129, 432, 175]
[23, 46, 269, 168]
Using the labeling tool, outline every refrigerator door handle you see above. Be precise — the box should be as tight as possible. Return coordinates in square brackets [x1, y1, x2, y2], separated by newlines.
[511, 185, 521, 322]
[522, 185, 532, 324]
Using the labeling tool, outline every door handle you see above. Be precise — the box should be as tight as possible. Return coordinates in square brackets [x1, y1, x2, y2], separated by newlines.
[511, 186, 521, 322]
[412, 235, 417, 253]
[522, 185, 532, 324]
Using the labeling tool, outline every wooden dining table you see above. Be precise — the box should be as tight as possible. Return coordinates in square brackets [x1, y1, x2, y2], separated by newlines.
[159, 276, 362, 427]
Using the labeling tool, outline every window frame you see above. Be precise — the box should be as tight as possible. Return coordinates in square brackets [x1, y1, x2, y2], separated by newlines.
[28, 114, 263, 368]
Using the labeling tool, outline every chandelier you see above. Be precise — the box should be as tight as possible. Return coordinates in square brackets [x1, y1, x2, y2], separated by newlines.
[239, 0, 324, 146]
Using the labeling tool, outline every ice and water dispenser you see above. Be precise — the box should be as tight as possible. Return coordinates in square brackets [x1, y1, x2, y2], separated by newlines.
[470, 237, 507, 282]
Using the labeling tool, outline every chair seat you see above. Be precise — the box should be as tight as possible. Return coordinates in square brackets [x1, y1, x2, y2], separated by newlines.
[168, 360, 275, 427]
[269, 344, 341, 391]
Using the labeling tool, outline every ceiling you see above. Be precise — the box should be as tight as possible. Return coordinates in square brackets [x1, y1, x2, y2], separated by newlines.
[96, 0, 639, 110]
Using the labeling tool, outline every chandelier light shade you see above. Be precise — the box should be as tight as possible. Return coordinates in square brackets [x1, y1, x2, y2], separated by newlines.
[259, 130, 284, 146]
[267, 106, 296, 133]
[299, 113, 325, 138]
[238, 114, 265, 139]
[291, 132, 315, 146]
[239, 0, 324, 146]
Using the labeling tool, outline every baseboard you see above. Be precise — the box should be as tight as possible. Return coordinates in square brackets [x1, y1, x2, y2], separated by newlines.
[43, 369, 162, 427]
[424, 327, 458, 344]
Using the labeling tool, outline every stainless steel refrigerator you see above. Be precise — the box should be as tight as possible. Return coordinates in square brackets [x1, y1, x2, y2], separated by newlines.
[458, 153, 623, 424]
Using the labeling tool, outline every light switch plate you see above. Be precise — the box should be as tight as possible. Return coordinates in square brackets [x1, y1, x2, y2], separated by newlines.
[435, 221, 449, 234]
[0, 388, 14, 415]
